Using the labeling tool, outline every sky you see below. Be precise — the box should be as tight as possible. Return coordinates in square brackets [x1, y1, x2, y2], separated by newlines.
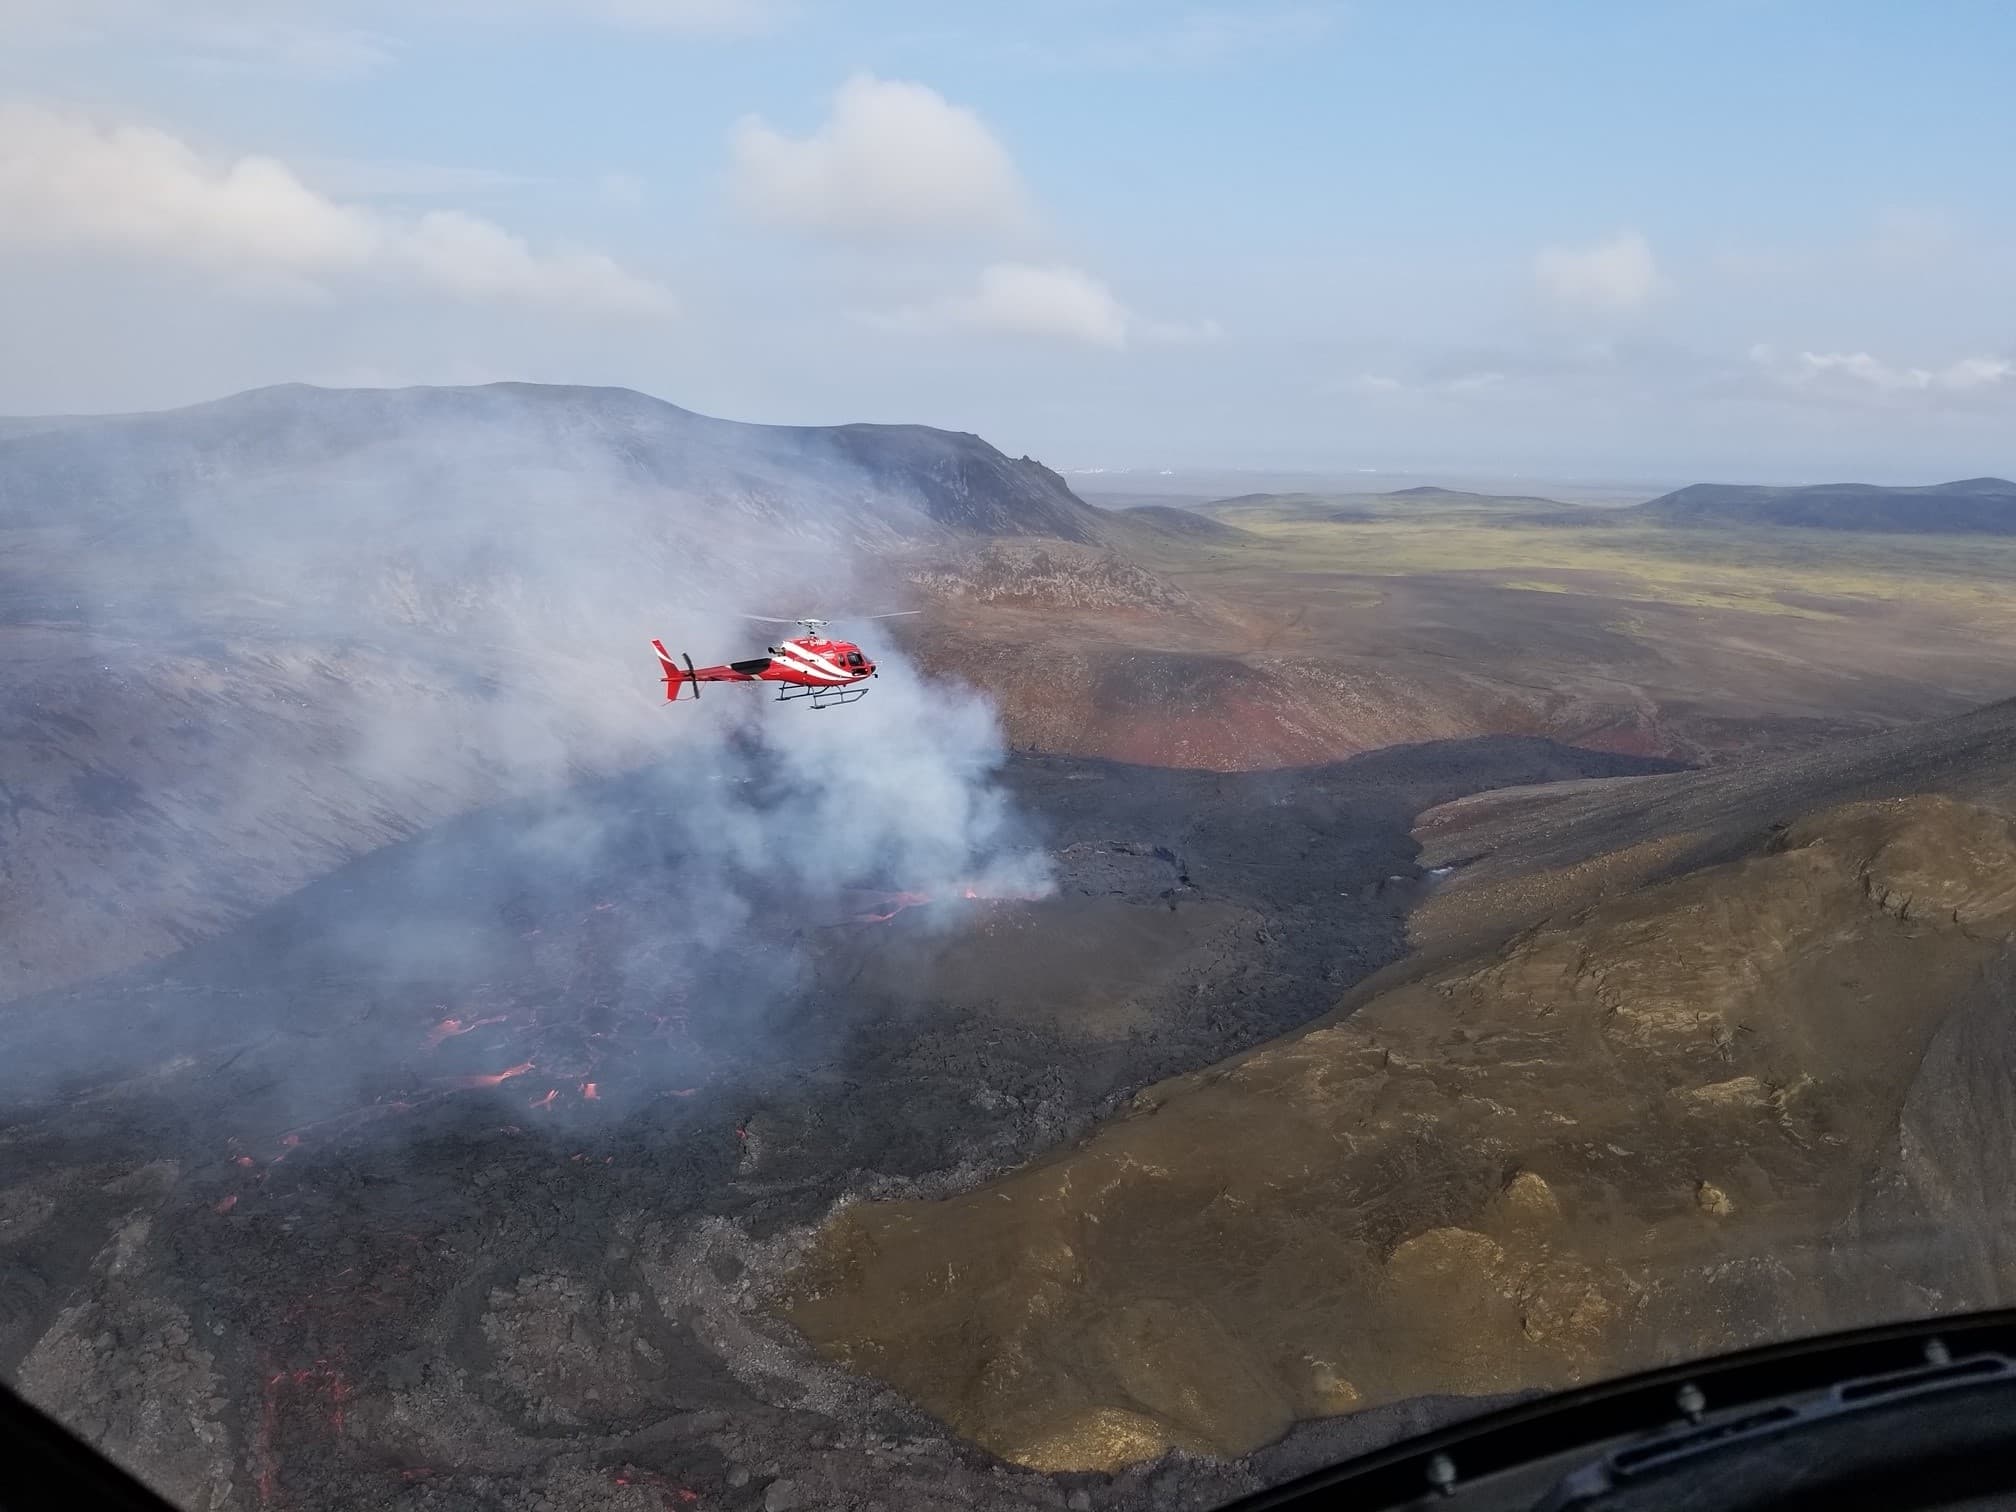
[0, 0, 2010, 482]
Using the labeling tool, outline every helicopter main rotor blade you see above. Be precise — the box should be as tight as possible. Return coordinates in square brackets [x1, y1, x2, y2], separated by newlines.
[733, 610, 913, 628]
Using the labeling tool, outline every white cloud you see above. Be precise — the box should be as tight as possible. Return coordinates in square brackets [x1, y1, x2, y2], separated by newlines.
[730, 73, 1036, 241]
[299, 156, 541, 199]
[871, 264, 1218, 352]
[398, 210, 672, 312]
[1748, 343, 2013, 401]
[883, 263, 1129, 348]
[1534, 229, 1662, 313]
[0, 103, 674, 316]
[1940, 357, 2015, 390]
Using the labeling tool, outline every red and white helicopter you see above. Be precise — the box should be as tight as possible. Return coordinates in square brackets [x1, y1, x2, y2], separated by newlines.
[651, 613, 919, 709]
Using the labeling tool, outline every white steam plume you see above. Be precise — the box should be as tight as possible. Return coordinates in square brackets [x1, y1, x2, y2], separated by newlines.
[0, 381, 1052, 1116]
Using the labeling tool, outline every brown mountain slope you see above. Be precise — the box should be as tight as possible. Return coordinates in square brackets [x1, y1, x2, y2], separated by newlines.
[779, 730, 2016, 1472]
[1407, 694, 2016, 954]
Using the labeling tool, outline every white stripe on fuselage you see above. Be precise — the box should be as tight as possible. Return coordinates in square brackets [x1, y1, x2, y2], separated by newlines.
[772, 647, 854, 684]
[785, 642, 855, 680]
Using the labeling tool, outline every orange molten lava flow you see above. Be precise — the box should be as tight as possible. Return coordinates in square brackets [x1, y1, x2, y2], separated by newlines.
[450, 1061, 536, 1089]
[855, 880, 1044, 923]
[529, 1088, 559, 1110]
[425, 1013, 507, 1048]
[853, 889, 934, 923]
[611, 1466, 701, 1505]
[580, 1081, 600, 1100]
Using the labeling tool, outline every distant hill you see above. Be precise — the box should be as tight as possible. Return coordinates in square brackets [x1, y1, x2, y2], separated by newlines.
[1377, 485, 1567, 507]
[1116, 504, 1256, 542]
[1641, 477, 2016, 534]
[1194, 487, 1570, 525]
[1204, 492, 1315, 510]
[0, 381, 1108, 552]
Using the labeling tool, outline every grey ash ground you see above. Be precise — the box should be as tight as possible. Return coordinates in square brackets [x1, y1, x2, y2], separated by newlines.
[0, 741, 1672, 1512]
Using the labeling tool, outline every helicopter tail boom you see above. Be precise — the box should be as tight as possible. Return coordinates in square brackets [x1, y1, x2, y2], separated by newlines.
[652, 640, 772, 702]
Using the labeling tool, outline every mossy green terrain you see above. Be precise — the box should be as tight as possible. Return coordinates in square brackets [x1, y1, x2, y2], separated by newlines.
[910, 492, 2016, 769]
[1176, 498, 2016, 621]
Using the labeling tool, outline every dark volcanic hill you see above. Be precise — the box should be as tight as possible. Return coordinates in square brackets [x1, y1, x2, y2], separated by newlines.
[1640, 476, 2016, 533]
[0, 381, 1106, 550]
[0, 382, 1108, 1001]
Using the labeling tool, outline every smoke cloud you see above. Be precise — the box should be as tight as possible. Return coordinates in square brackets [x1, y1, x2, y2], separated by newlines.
[0, 382, 1051, 1130]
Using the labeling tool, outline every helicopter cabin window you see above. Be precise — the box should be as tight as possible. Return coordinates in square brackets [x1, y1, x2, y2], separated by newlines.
[847, 652, 865, 668]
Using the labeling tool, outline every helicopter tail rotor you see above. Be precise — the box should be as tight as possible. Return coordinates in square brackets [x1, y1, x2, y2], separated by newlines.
[650, 640, 701, 702]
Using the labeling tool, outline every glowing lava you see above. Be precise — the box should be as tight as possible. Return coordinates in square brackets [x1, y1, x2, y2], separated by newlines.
[425, 1013, 507, 1047]
[610, 1466, 701, 1507]
[410, 980, 708, 1115]
[450, 1061, 536, 1090]
[854, 889, 933, 923]
[852, 880, 1046, 924]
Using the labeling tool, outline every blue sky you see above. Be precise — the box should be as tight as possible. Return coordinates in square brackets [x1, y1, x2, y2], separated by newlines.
[1, 0, 2010, 480]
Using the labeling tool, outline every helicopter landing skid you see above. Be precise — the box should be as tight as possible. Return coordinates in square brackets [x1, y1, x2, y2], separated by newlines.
[776, 684, 870, 709]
